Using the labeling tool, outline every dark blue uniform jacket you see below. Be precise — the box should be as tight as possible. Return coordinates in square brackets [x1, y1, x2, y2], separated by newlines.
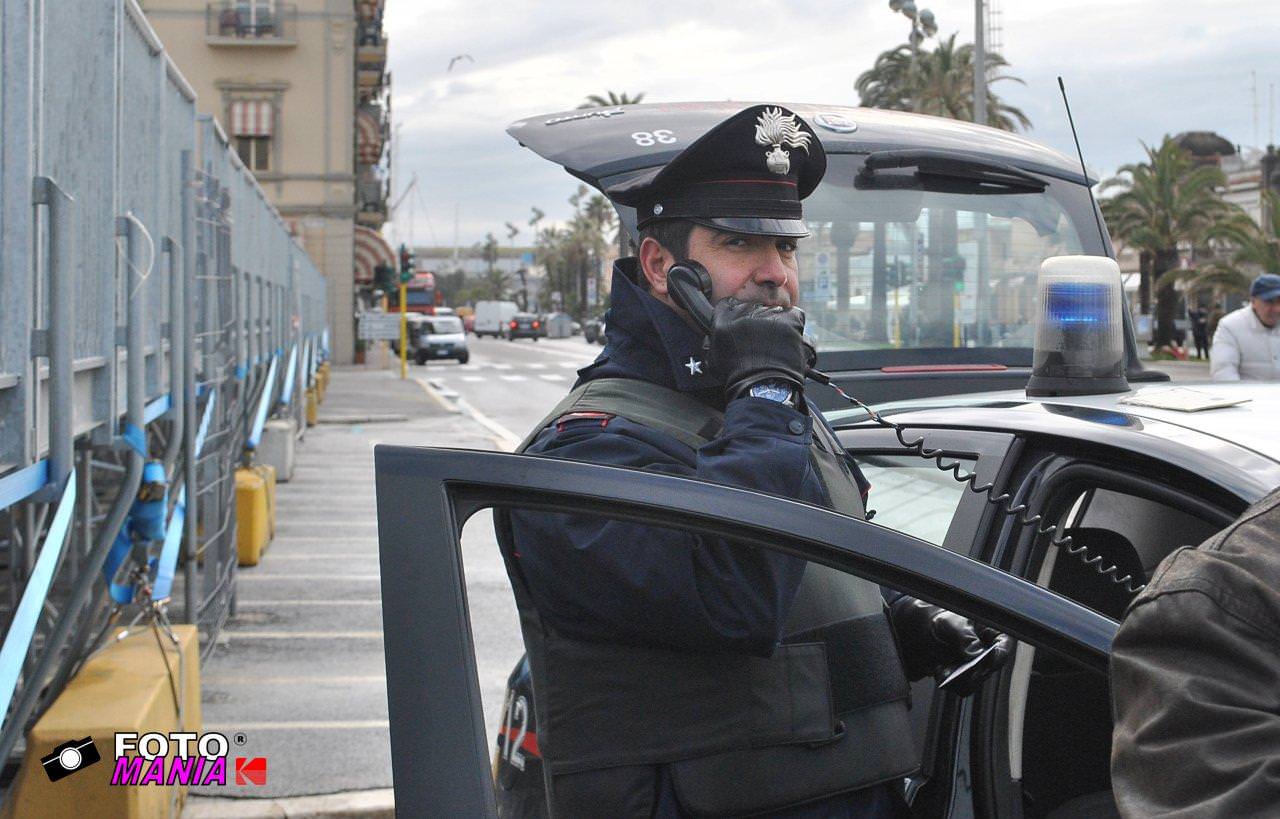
[508, 261, 902, 818]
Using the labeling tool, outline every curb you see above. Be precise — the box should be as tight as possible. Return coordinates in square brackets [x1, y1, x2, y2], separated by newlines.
[182, 788, 393, 818]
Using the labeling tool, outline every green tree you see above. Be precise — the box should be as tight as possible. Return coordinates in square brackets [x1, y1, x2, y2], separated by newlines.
[1159, 190, 1280, 301]
[1100, 138, 1232, 347]
[855, 33, 1031, 131]
[473, 233, 509, 300]
[578, 90, 645, 109]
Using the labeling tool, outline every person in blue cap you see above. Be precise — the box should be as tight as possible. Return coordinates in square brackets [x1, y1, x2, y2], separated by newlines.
[495, 105, 1009, 818]
[1210, 272, 1280, 380]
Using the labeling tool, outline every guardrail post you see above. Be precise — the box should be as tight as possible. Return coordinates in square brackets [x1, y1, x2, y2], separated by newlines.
[32, 176, 76, 498]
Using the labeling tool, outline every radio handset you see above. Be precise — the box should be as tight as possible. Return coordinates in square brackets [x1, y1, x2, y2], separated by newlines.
[666, 260, 715, 335]
[666, 260, 832, 386]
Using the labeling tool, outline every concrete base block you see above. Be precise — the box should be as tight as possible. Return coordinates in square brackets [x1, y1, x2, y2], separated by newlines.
[259, 418, 297, 482]
[0, 627, 201, 819]
[236, 468, 270, 566]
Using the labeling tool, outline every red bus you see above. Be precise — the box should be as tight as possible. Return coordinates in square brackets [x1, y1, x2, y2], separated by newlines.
[388, 272, 437, 314]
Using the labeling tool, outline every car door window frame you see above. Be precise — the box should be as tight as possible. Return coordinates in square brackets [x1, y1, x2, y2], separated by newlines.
[374, 445, 1116, 818]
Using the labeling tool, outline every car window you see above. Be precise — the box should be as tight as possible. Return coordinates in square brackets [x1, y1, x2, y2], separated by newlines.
[796, 155, 1089, 356]
[862, 453, 976, 547]
[428, 317, 463, 334]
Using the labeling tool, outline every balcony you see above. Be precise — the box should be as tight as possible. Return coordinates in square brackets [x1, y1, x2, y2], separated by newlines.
[205, 3, 297, 47]
[356, 168, 389, 228]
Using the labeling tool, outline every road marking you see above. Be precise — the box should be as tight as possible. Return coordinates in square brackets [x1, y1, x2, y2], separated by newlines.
[206, 675, 386, 685]
[234, 574, 381, 581]
[489, 363, 513, 370]
[461, 375, 484, 382]
[559, 362, 581, 369]
[205, 720, 390, 732]
[221, 630, 383, 639]
[252, 554, 378, 560]
[528, 363, 546, 370]
[451, 396, 522, 452]
[237, 599, 382, 605]
[412, 377, 461, 414]
[539, 374, 565, 381]
[498, 375, 527, 382]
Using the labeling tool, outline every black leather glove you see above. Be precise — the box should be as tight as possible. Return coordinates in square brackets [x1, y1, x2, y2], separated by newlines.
[888, 596, 1012, 685]
[707, 298, 812, 401]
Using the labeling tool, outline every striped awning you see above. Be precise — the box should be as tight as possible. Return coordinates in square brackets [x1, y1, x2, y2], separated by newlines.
[230, 100, 273, 137]
[356, 109, 384, 165]
[354, 225, 396, 285]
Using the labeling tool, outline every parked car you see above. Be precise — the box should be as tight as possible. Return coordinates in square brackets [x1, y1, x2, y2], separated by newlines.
[474, 300, 519, 338]
[583, 314, 607, 345]
[410, 315, 469, 364]
[506, 312, 542, 341]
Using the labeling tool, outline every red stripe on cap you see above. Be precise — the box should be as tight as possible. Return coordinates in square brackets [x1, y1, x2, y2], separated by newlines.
[694, 179, 798, 187]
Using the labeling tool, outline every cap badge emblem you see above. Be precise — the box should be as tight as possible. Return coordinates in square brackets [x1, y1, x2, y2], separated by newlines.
[754, 107, 811, 176]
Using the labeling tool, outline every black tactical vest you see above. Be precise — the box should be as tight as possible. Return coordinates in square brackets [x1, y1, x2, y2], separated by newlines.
[495, 378, 918, 818]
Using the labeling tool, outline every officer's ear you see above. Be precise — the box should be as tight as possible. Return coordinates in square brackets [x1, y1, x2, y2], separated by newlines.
[638, 236, 674, 296]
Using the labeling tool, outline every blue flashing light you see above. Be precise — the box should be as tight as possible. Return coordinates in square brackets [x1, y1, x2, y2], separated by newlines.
[1044, 282, 1111, 326]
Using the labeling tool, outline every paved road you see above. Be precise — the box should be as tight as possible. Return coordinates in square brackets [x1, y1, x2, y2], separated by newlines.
[416, 334, 604, 445]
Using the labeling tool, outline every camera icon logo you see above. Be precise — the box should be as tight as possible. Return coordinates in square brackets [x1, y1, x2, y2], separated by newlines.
[41, 736, 102, 782]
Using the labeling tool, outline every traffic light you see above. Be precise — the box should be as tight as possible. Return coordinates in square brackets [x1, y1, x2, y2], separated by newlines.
[399, 244, 415, 283]
[373, 263, 394, 292]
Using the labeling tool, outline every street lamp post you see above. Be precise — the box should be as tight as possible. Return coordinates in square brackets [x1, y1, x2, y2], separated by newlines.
[888, 0, 937, 47]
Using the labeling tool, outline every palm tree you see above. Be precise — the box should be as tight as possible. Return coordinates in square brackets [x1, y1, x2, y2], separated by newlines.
[578, 91, 645, 109]
[1158, 190, 1280, 300]
[855, 34, 1031, 131]
[1099, 138, 1232, 347]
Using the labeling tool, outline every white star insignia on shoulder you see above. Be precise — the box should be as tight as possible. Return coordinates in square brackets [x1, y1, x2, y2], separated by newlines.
[684, 357, 703, 376]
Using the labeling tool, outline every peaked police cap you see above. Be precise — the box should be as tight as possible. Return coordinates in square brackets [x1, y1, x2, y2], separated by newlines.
[607, 105, 826, 238]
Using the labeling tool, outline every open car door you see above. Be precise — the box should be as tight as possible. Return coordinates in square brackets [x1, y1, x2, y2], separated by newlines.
[373, 445, 1116, 817]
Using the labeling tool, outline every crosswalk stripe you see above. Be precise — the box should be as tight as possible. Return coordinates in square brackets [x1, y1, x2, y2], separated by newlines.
[539, 374, 565, 381]
[528, 363, 547, 370]
[461, 375, 484, 382]
[499, 375, 527, 381]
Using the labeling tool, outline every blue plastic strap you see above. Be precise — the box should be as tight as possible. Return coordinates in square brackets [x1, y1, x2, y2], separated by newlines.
[151, 486, 185, 602]
[143, 394, 172, 424]
[234, 364, 247, 380]
[280, 344, 299, 407]
[0, 470, 77, 728]
[194, 389, 216, 458]
[0, 460, 49, 511]
[246, 355, 279, 451]
[122, 423, 147, 457]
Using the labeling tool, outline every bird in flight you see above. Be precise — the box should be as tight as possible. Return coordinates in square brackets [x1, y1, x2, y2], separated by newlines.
[447, 54, 474, 72]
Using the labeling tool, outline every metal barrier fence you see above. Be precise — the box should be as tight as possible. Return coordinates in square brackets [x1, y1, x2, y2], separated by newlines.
[0, 0, 329, 776]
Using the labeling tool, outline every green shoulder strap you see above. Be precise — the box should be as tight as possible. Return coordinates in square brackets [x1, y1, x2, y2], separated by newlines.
[518, 378, 723, 452]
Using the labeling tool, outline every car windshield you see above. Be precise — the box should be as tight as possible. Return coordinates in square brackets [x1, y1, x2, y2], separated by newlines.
[796, 154, 1093, 360]
[427, 317, 463, 334]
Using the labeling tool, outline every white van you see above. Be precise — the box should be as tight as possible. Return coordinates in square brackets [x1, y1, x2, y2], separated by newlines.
[473, 300, 519, 338]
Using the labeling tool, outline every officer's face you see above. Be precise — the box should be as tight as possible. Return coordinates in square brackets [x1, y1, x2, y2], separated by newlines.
[686, 226, 801, 309]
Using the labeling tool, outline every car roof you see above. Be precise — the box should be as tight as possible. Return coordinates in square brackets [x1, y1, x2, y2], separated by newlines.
[508, 101, 1090, 190]
[828, 381, 1280, 501]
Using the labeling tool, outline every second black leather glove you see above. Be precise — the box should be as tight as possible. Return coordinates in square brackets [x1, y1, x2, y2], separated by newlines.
[888, 596, 1012, 684]
[706, 297, 813, 401]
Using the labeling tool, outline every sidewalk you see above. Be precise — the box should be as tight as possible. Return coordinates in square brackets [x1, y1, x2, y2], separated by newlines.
[1136, 355, 1212, 381]
[184, 367, 519, 817]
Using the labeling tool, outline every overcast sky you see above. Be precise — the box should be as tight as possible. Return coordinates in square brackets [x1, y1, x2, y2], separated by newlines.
[382, 0, 1279, 250]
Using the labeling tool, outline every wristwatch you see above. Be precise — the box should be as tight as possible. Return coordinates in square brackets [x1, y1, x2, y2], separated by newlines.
[748, 380, 796, 407]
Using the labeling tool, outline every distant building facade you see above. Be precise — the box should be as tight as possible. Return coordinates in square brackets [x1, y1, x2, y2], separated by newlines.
[141, 0, 394, 364]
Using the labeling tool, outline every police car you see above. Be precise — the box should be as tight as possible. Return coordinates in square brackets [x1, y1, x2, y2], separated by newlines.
[373, 103, 1280, 819]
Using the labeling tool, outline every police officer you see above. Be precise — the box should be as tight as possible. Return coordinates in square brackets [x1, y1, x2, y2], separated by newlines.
[498, 105, 1009, 818]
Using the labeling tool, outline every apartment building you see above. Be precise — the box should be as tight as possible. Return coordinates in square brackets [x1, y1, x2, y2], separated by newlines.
[142, 0, 395, 363]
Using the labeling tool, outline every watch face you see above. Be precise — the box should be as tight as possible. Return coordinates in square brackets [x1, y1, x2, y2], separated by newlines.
[749, 382, 794, 404]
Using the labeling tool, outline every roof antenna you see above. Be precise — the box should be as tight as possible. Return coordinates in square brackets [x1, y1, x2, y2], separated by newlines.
[1057, 76, 1109, 253]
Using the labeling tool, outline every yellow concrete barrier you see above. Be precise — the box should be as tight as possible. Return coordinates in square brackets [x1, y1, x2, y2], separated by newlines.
[305, 388, 318, 427]
[251, 463, 277, 539]
[0, 626, 201, 819]
[235, 468, 269, 566]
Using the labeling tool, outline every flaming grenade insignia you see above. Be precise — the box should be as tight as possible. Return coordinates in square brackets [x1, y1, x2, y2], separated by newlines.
[754, 108, 812, 176]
